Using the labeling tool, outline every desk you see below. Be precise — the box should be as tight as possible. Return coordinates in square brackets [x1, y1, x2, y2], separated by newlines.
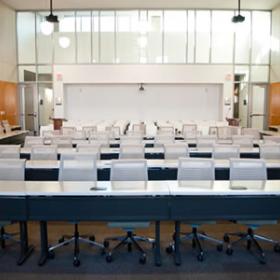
[0, 182, 34, 265]
[25, 181, 170, 266]
[0, 131, 28, 145]
[168, 180, 280, 265]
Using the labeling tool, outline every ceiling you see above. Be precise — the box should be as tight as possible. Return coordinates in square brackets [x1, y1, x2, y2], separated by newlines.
[1, 0, 280, 11]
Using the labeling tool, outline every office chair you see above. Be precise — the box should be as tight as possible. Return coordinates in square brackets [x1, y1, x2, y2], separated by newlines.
[241, 127, 260, 140]
[166, 158, 223, 261]
[208, 126, 218, 136]
[232, 135, 254, 148]
[30, 145, 58, 160]
[61, 126, 77, 137]
[51, 137, 73, 148]
[259, 144, 280, 159]
[119, 144, 145, 159]
[120, 136, 143, 145]
[104, 159, 154, 264]
[197, 136, 217, 148]
[213, 144, 240, 159]
[76, 144, 101, 159]
[49, 159, 105, 267]
[155, 134, 175, 147]
[0, 159, 25, 250]
[158, 126, 174, 135]
[133, 123, 146, 135]
[217, 126, 232, 140]
[0, 145, 20, 159]
[89, 132, 110, 147]
[82, 126, 97, 139]
[164, 143, 189, 160]
[263, 136, 280, 144]
[225, 158, 280, 264]
[24, 136, 44, 147]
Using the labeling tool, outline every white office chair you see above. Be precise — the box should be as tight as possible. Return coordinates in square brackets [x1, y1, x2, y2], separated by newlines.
[263, 136, 280, 144]
[89, 132, 110, 147]
[155, 134, 174, 147]
[259, 144, 280, 159]
[208, 126, 218, 136]
[225, 158, 280, 264]
[30, 145, 58, 160]
[232, 135, 254, 148]
[119, 144, 145, 159]
[213, 144, 240, 159]
[197, 136, 217, 148]
[217, 126, 232, 140]
[51, 137, 72, 148]
[133, 123, 146, 135]
[82, 126, 97, 139]
[166, 158, 223, 261]
[104, 159, 153, 264]
[24, 136, 44, 147]
[182, 124, 197, 136]
[120, 136, 142, 145]
[158, 126, 174, 134]
[49, 159, 104, 267]
[61, 126, 77, 137]
[0, 145, 20, 159]
[106, 126, 121, 139]
[164, 143, 189, 160]
[60, 151, 98, 161]
[0, 159, 25, 250]
[242, 127, 260, 140]
[77, 144, 101, 160]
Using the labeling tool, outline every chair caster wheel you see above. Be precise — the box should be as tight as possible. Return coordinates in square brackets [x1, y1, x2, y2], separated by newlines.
[106, 254, 113, 263]
[128, 243, 132, 252]
[274, 244, 280, 253]
[73, 258, 80, 267]
[226, 248, 233, 255]
[103, 240, 109, 248]
[58, 237, 65, 244]
[166, 245, 173, 254]
[217, 244, 223, 252]
[48, 250, 55, 259]
[197, 253, 204, 262]
[89, 235, 95, 242]
[139, 254, 146, 264]
[223, 234, 230, 243]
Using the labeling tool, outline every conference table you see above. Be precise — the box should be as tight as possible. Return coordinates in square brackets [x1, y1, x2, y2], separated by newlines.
[24, 158, 280, 181]
[1, 180, 280, 267]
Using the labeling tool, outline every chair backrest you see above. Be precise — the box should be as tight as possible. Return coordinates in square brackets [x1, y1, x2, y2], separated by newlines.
[232, 135, 254, 148]
[60, 151, 98, 161]
[82, 126, 97, 138]
[89, 132, 110, 146]
[197, 136, 217, 148]
[158, 126, 174, 134]
[0, 159, 25, 180]
[24, 136, 44, 147]
[110, 159, 148, 181]
[259, 144, 280, 159]
[182, 124, 197, 135]
[217, 126, 232, 140]
[229, 158, 267, 180]
[164, 143, 189, 160]
[213, 144, 240, 159]
[120, 136, 142, 145]
[0, 145, 20, 159]
[59, 159, 97, 181]
[263, 136, 280, 144]
[77, 144, 101, 159]
[208, 126, 218, 136]
[61, 126, 77, 137]
[177, 158, 215, 180]
[119, 144, 145, 159]
[155, 134, 174, 146]
[30, 145, 58, 160]
[133, 123, 146, 135]
[241, 127, 260, 140]
[51, 137, 72, 148]
[106, 126, 120, 139]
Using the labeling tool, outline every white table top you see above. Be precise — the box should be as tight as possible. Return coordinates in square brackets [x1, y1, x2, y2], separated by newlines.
[168, 180, 280, 196]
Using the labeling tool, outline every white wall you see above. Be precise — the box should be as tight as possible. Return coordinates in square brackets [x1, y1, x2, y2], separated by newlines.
[271, 4, 280, 83]
[53, 64, 233, 120]
[0, 1, 17, 82]
[65, 84, 223, 121]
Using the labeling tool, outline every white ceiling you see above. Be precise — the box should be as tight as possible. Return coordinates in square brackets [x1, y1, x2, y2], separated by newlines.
[1, 0, 280, 11]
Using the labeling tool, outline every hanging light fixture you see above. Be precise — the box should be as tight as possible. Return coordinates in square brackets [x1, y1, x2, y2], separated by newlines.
[40, 0, 59, 35]
[232, 0, 245, 23]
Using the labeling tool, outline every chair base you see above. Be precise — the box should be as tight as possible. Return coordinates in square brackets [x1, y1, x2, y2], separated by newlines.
[224, 227, 280, 264]
[48, 224, 105, 267]
[104, 231, 155, 264]
[0, 226, 20, 249]
[166, 227, 223, 262]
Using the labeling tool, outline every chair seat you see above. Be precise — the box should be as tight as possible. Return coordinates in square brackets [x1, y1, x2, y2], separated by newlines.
[108, 222, 150, 229]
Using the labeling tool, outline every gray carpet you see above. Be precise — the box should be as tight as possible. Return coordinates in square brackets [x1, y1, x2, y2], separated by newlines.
[1, 222, 280, 280]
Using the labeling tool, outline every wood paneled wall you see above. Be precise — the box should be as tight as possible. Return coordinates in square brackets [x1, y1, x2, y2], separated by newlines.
[0, 81, 19, 125]
[269, 83, 280, 126]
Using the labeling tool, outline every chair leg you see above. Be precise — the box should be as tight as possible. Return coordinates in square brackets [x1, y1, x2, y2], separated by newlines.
[192, 228, 204, 261]
[73, 224, 80, 267]
[1, 227, 5, 249]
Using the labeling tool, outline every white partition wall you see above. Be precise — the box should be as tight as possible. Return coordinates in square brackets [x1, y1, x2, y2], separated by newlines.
[64, 84, 223, 121]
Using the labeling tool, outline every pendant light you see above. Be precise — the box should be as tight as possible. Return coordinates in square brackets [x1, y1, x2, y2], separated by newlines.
[232, 0, 245, 23]
[40, 0, 59, 35]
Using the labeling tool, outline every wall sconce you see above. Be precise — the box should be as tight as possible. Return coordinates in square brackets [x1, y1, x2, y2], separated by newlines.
[55, 97, 62, 106]
[139, 83, 145, 92]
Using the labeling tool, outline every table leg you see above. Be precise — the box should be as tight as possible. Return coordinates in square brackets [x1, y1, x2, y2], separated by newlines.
[174, 221, 181, 266]
[17, 222, 34, 265]
[154, 221, 162, 266]
[38, 221, 49, 266]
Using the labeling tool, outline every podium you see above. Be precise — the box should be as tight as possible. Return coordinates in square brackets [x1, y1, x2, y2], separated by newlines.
[52, 118, 66, 130]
